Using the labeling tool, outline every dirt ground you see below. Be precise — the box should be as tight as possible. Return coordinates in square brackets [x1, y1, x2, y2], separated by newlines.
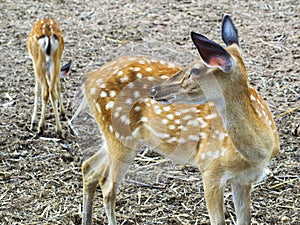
[0, 0, 299, 224]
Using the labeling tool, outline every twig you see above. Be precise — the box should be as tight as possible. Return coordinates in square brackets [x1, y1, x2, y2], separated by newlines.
[125, 179, 165, 189]
[104, 36, 129, 44]
[39, 137, 61, 142]
[277, 107, 299, 118]
[269, 178, 297, 189]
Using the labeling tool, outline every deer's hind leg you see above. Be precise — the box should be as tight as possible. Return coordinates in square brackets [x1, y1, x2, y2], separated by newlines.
[82, 140, 138, 225]
[49, 60, 64, 138]
[31, 79, 40, 131]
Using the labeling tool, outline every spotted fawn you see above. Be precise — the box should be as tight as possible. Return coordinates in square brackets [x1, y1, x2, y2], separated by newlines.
[80, 15, 279, 225]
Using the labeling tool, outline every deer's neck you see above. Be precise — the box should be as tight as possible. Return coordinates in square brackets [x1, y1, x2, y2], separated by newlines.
[215, 78, 273, 164]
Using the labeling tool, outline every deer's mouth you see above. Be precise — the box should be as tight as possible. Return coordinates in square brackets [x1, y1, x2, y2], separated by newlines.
[152, 93, 176, 105]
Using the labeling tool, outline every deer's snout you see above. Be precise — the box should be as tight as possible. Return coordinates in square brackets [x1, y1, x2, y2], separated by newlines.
[151, 86, 158, 100]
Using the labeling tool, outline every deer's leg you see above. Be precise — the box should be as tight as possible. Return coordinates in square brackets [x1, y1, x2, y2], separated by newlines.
[49, 85, 63, 138]
[31, 79, 40, 130]
[82, 142, 137, 225]
[38, 75, 49, 135]
[56, 79, 66, 120]
[49, 63, 63, 138]
[231, 183, 252, 225]
[202, 175, 225, 225]
[82, 148, 107, 225]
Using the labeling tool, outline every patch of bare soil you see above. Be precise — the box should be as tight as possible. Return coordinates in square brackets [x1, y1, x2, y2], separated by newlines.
[0, 0, 299, 224]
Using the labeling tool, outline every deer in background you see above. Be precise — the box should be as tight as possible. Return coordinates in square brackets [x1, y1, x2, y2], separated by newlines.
[28, 18, 70, 138]
[80, 15, 280, 225]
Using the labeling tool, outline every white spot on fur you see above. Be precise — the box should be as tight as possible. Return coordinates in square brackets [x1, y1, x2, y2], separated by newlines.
[201, 153, 206, 160]
[134, 91, 140, 98]
[160, 75, 169, 79]
[147, 125, 170, 139]
[114, 111, 119, 118]
[257, 110, 262, 117]
[132, 127, 141, 137]
[182, 115, 192, 120]
[166, 114, 174, 120]
[197, 118, 208, 128]
[205, 113, 217, 120]
[162, 119, 169, 124]
[105, 101, 114, 110]
[140, 117, 148, 122]
[125, 98, 133, 105]
[127, 82, 134, 88]
[155, 108, 162, 115]
[120, 76, 129, 83]
[163, 106, 171, 111]
[117, 70, 124, 76]
[146, 67, 152, 72]
[100, 91, 107, 97]
[250, 95, 256, 101]
[121, 115, 127, 123]
[174, 119, 181, 124]
[96, 103, 101, 113]
[109, 125, 113, 133]
[178, 125, 188, 131]
[178, 138, 186, 143]
[219, 132, 227, 141]
[134, 106, 141, 112]
[136, 73, 143, 79]
[96, 78, 103, 85]
[167, 137, 178, 143]
[187, 120, 199, 126]
[200, 132, 206, 139]
[188, 135, 199, 141]
[109, 91, 116, 97]
[90, 87, 97, 95]
[116, 106, 122, 111]
[221, 147, 227, 156]
[169, 125, 176, 130]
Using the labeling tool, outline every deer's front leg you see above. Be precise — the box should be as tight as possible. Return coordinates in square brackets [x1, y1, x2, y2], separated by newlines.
[231, 183, 252, 225]
[203, 175, 225, 225]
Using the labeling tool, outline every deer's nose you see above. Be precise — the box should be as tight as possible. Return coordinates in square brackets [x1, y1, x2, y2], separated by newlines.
[151, 87, 157, 100]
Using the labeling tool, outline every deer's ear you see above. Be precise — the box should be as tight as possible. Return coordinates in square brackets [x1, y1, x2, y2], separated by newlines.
[191, 32, 234, 73]
[60, 60, 72, 78]
[222, 15, 239, 46]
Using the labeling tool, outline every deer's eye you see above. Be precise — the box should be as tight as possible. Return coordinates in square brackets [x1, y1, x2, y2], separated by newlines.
[188, 68, 201, 79]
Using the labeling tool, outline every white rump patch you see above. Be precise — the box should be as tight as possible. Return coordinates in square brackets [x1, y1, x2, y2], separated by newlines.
[38, 36, 49, 53]
[50, 35, 59, 52]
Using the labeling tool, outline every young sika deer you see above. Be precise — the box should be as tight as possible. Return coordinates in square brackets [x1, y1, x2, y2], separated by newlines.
[81, 15, 279, 225]
[28, 18, 69, 138]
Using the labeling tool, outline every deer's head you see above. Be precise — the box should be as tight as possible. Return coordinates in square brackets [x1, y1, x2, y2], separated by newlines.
[151, 15, 247, 105]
